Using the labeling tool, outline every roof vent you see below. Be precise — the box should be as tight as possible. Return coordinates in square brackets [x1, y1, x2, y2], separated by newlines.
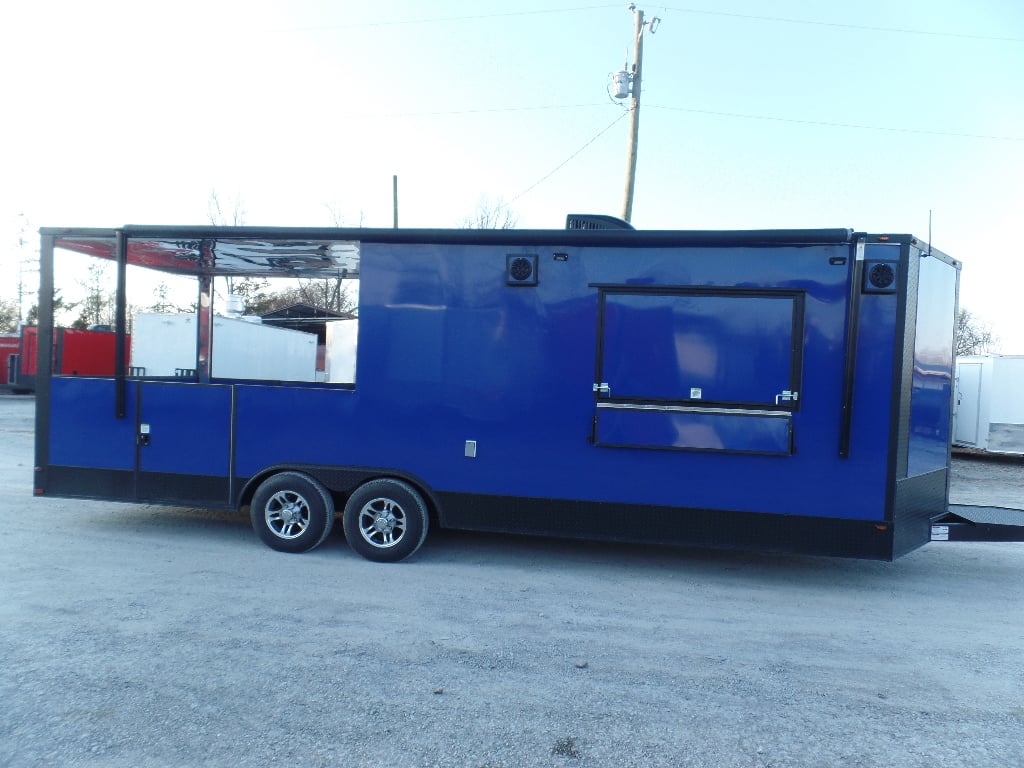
[565, 214, 635, 231]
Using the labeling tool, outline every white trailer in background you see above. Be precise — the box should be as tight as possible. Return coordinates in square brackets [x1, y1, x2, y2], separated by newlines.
[131, 313, 318, 382]
[954, 355, 1024, 454]
[324, 319, 358, 384]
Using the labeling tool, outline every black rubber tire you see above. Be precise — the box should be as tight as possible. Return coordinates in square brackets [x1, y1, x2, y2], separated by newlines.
[342, 478, 429, 563]
[250, 471, 335, 554]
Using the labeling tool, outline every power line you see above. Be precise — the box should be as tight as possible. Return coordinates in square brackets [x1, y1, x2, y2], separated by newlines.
[378, 103, 607, 119]
[175, 3, 1023, 45]
[646, 104, 1024, 142]
[297, 5, 618, 30]
[286, 3, 1023, 44]
[656, 5, 1024, 44]
[510, 112, 629, 204]
[364, 101, 1021, 143]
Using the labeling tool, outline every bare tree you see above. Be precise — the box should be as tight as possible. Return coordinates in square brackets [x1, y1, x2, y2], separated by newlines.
[463, 195, 518, 229]
[324, 203, 365, 228]
[241, 282, 355, 318]
[242, 288, 289, 317]
[208, 190, 251, 297]
[0, 298, 18, 332]
[75, 262, 115, 328]
[146, 282, 188, 314]
[297, 278, 356, 315]
[208, 190, 246, 228]
[226, 277, 272, 315]
[956, 308, 997, 356]
[26, 290, 75, 326]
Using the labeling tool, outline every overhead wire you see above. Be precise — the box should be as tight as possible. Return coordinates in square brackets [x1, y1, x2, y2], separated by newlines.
[312, 4, 1021, 205]
[296, 4, 1021, 44]
[654, 5, 1024, 44]
[644, 104, 1024, 142]
[366, 100, 1022, 143]
[509, 111, 629, 204]
[377, 103, 607, 119]
[292, 5, 619, 31]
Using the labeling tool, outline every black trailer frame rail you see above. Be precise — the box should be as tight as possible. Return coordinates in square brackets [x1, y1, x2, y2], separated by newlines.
[931, 505, 1024, 543]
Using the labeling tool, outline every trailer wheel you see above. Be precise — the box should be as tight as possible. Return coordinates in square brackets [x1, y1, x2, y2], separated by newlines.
[342, 478, 429, 563]
[250, 472, 335, 554]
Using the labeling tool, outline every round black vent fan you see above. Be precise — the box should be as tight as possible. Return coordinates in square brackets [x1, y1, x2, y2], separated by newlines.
[868, 262, 896, 289]
[509, 257, 533, 282]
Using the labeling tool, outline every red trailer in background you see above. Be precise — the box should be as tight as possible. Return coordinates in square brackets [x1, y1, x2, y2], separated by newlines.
[7, 326, 128, 394]
[0, 333, 19, 390]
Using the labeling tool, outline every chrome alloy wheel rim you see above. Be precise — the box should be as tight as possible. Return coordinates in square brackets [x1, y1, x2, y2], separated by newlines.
[265, 490, 311, 539]
[357, 497, 407, 548]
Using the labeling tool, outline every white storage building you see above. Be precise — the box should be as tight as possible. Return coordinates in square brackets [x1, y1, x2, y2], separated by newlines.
[954, 355, 1024, 454]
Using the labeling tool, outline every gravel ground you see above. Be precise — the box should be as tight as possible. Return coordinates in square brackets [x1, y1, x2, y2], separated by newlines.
[1, 393, 1023, 768]
[949, 452, 1024, 508]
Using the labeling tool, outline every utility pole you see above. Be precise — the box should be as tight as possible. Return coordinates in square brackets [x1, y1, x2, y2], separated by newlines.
[16, 212, 32, 325]
[619, 5, 659, 223]
[17, 230, 26, 325]
[393, 174, 399, 228]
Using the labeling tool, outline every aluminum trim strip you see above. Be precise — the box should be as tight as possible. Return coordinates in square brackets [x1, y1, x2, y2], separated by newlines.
[595, 403, 789, 418]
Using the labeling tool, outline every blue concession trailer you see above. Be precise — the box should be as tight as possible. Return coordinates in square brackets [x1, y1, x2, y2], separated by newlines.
[34, 221, 962, 561]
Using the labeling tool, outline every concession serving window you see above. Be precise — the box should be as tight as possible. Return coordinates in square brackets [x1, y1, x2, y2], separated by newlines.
[592, 287, 804, 455]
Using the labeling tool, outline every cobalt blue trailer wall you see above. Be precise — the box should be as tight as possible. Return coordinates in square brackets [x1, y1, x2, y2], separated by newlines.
[34, 226, 960, 560]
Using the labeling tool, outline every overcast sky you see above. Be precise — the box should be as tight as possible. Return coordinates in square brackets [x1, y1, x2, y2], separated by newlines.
[2, 1, 1022, 350]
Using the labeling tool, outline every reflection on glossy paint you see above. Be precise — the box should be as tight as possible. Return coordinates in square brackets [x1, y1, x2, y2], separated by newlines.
[674, 332, 718, 379]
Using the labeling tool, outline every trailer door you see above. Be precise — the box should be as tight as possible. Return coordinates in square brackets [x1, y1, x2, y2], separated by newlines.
[953, 362, 982, 446]
[137, 382, 233, 504]
[593, 288, 803, 454]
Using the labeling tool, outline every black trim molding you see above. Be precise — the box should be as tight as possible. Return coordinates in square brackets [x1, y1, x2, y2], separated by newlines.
[436, 491, 897, 561]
